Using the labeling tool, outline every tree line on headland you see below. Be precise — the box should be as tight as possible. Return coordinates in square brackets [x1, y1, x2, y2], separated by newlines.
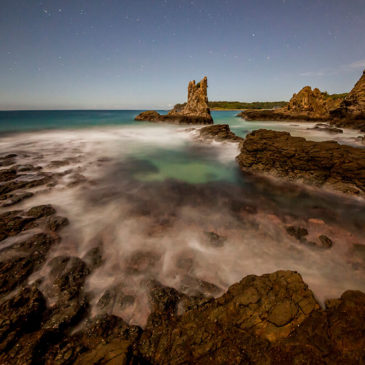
[174, 92, 347, 110]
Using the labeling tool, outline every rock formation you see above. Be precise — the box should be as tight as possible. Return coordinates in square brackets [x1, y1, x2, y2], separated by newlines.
[198, 124, 243, 142]
[135, 77, 213, 124]
[238, 86, 343, 122]
[1, 254, 365, 364]
[330, 70, 365, 131]
[236, 129, 365, 197]
[238, 70, 365, 132]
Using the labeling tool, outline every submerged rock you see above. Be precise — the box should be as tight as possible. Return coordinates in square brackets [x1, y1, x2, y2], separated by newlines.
[318, 234, 333, 249]
[0, 191, 33, 208]
[286, 225, 308, 242]
[308, 123, 343, 134]
[0, 233, 57, 296]
[135, 77, 213, 125]
[236, 129, 365, 197]
[46, 216, 69, 232]
[198, 124, 243, 142]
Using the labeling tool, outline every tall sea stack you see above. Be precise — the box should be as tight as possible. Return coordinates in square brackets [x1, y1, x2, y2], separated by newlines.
[135, 77, 213, 124]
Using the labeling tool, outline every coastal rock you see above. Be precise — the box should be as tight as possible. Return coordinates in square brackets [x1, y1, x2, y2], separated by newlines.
[46, 216, 69, 232]
[0, 204, 58, 242]
[308, 123, 343, 134]
[238, 70, 365, 132]
[135, 77, 213, 124]
[0, 266, 364, 364]
[198, 124, 243, 142]
[331, 70, 365, 131]
[238, 86, 343, 122]
[138, 270, 320, 364]
[44, 314, 142, 365]
[270, 290, 365, 364]
[0, 233, 57, 296]
[0, 286, 46, 353]
[236, 129, 365, 197]
[0, 191, 33, 208]
[134, 110, 161, 122]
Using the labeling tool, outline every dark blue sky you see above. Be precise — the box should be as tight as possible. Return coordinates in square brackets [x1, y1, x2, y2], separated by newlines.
[1, 0, 365, 109]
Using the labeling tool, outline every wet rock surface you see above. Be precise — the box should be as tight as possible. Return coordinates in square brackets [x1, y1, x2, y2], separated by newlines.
[135, 77, 213, 125]
[308, 123, 343, 134]
[0, 157, 55, 206]
[198, 123, 243, 142]
[0, 216, 364, 365]
[236, 129, 365, 197]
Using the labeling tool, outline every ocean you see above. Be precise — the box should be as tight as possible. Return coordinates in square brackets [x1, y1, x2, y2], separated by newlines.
[0, 110, 364, 325]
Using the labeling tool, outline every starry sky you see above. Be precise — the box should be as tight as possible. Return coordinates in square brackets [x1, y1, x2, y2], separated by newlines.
[1, 0, 365, 110]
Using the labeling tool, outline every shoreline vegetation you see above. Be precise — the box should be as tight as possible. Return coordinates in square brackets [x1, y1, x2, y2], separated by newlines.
[177, 94, 348, 111]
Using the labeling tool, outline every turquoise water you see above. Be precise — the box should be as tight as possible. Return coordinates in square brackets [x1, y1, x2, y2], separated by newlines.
[0, 110, 141, 133]
[0, 109, 264, 136]
[1, 109, 364, 310]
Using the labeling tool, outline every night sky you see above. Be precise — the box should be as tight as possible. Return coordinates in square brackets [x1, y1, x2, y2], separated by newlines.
[1, 0, 365, 110]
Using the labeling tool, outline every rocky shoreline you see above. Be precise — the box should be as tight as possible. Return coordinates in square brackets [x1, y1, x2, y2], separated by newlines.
[237, 129, 365, 198]
[238, 70, 365, 133]
[1, 214, 364, 365]
[0, 197, 364, 365]
[0, 127, 364, 364]
[198, 124, 365, 198]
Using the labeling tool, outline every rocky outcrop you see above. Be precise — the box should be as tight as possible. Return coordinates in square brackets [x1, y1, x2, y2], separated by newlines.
[238, 86, 343, 123]
[135, 77, 213, 125]
[1, 241, 365, 364]
[236, 129, 365, 197]
[331, 70, 365, 131]
[198, 124, 243, 142]
[239, 71, 365, 132]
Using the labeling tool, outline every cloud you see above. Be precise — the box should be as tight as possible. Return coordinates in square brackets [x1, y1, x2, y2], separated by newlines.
[300, 59, 365, 78]
[348, 59, 365, 69]
[299, 71, 325, 77]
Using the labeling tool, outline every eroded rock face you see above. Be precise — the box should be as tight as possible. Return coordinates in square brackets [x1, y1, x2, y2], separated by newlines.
[136, 271, 365, 364]
[284, 86, 341, 118]
[238, 86, 342, 123]
[0, 268, 364, 364]
[331, 70, 365, 131]
[236, 129, 365, 197]
[238, 71, 365, 132]
[169, 77, 212, 120]
[135, 77, 213, 125]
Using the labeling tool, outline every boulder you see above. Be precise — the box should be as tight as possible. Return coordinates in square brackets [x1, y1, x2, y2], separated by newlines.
[198, 124, 243, 142]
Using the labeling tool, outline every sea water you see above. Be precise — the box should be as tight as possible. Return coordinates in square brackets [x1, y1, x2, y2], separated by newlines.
[0, 110, 364, 325]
